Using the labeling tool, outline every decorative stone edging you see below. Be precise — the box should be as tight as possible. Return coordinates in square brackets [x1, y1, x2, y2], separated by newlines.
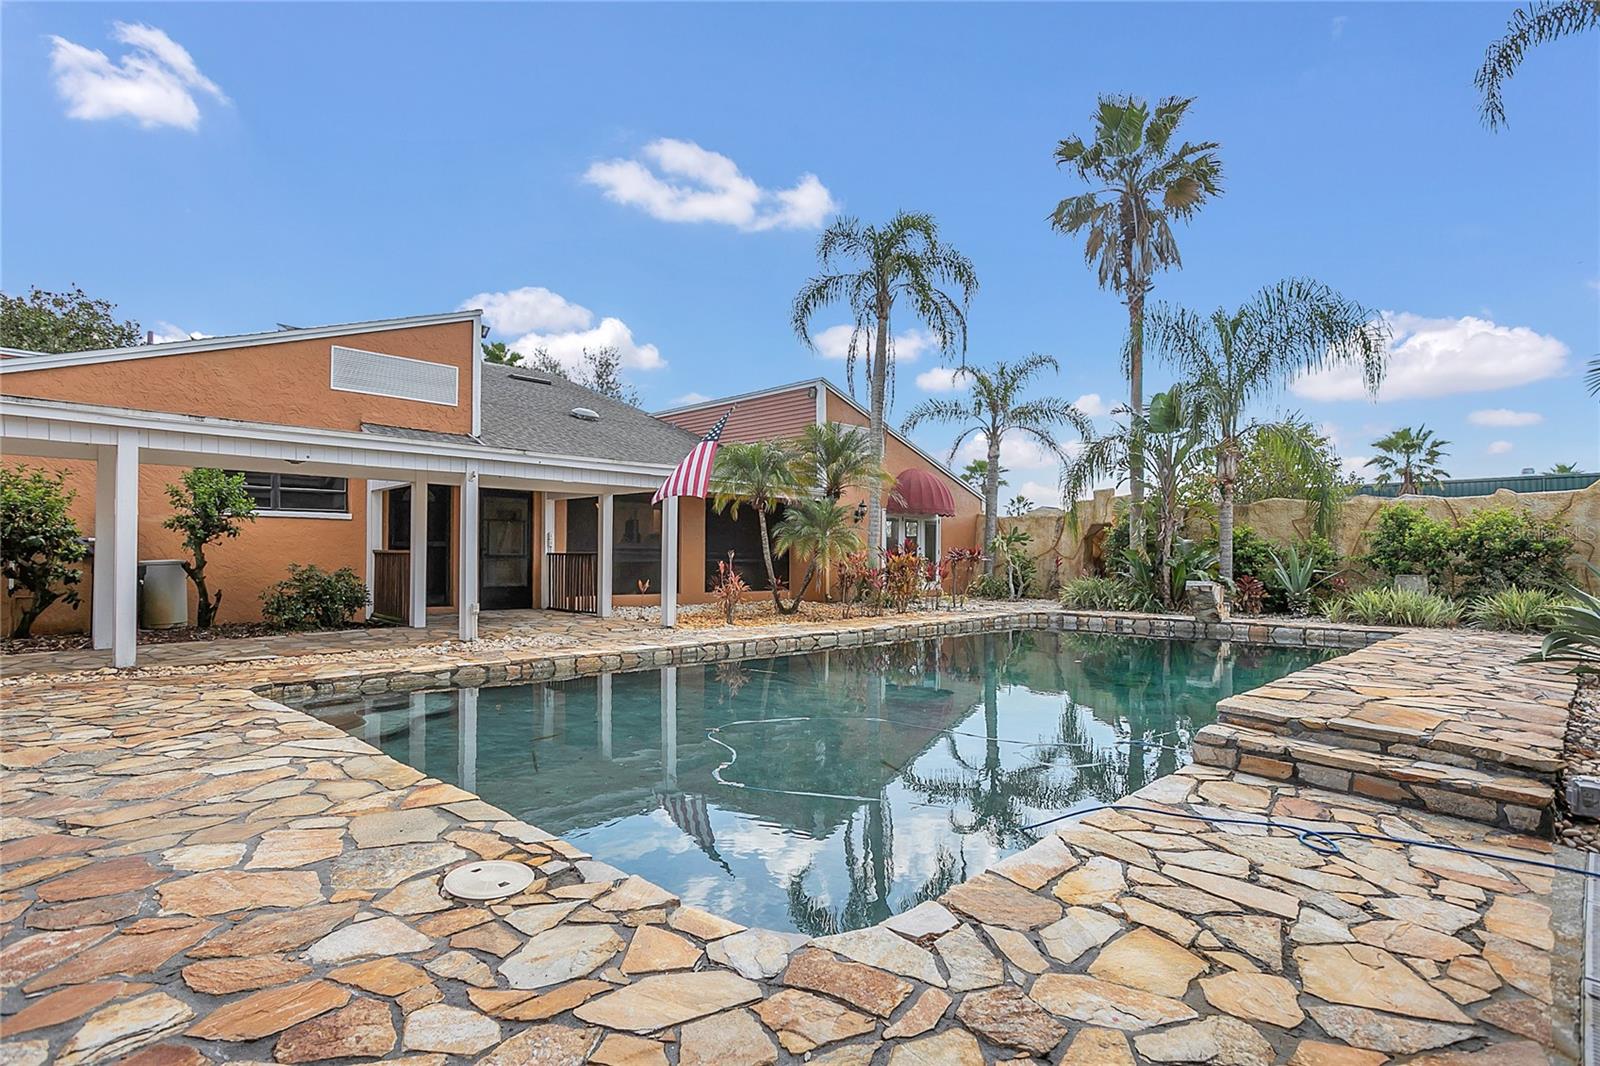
[266, 607, 1395, 703]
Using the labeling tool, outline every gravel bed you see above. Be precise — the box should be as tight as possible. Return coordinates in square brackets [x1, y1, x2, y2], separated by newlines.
[1556, 673, 1599, 852]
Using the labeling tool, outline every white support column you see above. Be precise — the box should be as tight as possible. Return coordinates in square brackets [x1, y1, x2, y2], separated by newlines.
[540, 495, 557, 609]
[92, 447, 117, 650]
[660, 496, 679, 628]
[111, 432, 139, 668]
[597, 493, 614, 618]
[409, 693, 428, 772]
[458, 688, 478, 792]
[598, 674, 613, 760]
[660, 666, 678, 787]
[409, 477, 428, 628]
[458, 466, 480, 641]
[364, 483, 384, 620]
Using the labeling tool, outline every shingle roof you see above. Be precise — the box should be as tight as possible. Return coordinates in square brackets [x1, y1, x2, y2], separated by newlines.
[473, 362, 698, 465]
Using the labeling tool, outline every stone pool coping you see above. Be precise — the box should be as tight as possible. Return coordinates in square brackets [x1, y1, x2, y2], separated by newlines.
[0, 614, 1585, 1066]
[264, 606, 1402, 702]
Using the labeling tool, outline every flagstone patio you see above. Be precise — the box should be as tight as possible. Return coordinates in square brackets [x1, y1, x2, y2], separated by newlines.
[0, 613, 1587, 1065]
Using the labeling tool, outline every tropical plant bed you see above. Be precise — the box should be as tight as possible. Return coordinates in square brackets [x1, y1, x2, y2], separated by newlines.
[614, 598, 1004, 631]
[0, 618, 380, 656]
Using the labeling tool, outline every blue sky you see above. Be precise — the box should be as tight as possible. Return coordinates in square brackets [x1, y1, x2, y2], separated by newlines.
[4, 2, 1596, 503]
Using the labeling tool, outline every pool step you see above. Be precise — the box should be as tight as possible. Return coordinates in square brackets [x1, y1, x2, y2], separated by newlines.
[1192, 721, 1554, 835]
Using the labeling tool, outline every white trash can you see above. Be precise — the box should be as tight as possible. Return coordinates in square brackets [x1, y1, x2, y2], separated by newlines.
[139, 560, 188, 629]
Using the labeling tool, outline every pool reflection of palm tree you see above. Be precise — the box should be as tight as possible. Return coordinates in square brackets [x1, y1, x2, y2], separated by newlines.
[785, 798, 967, 937]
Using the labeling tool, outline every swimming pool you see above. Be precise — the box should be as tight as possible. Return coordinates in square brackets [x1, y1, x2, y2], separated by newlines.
[302, 629, 1334, 933]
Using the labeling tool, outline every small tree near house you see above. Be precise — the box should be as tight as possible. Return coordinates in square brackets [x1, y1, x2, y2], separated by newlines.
[1, 466, 88, 638]
[163, 469, 256, 629]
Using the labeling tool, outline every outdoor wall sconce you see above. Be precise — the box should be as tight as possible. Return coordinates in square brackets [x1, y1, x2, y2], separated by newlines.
[852, 500, 867, 523]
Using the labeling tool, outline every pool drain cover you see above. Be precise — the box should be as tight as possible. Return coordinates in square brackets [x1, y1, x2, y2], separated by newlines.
[443, 861, 535, 901]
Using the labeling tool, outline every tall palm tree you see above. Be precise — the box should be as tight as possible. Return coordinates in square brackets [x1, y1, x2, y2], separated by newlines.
[1476, 0, 1599, 129]
[1060, 384, 1211, 606]
[902, 355, 1092, 575]
[792, 421, 890, 502]
[1367, 426, 1451, 496]
[1051, 95, 1223, 546]
[1149, 278, 1390, 583]
[709, 440, 802, 611]
[772, 499, 863, 610]
[793, 212, 978, 559]
[1546, 462, 1584, 474]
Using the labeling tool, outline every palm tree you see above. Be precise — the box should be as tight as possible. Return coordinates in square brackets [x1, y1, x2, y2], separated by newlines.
[903, 355, 1092, 575]
[1060, 384, 1211, 606]
[709, 440, 802, 611]
[1546, 462, 1585, 474]
[772, 499, 863, 609]
[792, 421, 890, 502]
[1149, 278, 1390, 583]
[1367, 426, 1451, 495]
[1476, 0, 1599, 129]
[1051, 95, 1223, 546]
[960, 459, 1004, 492]
[793, 213, 979, 559]
[1587, 355, 1599, 396]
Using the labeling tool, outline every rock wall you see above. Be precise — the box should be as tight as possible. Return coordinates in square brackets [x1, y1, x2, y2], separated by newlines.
[1000, 481, 1600, 593]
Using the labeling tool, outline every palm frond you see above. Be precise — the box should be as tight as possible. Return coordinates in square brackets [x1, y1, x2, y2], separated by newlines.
[1477, 0, 1600, 129]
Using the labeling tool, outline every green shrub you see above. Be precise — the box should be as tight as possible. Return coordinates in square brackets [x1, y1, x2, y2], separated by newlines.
[1363, 503, 1573, 599]
[967, 574, 1013, 600]
[1229, 526, 1277, 585]
[1060, 576, 1136, 611]
[1325, 586, 1461, 627]
[1, 466, 88, 638]
[260, 564, 369, 631]
[1450, 507, 1571, 597]
[1466, 587, 1567, 632]
[1267, 543, 1328, 616]
[1363, 504, 1453, 589]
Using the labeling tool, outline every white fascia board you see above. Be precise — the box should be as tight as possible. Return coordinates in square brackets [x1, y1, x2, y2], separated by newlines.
[0, 310, 483, 373]
[0, 396, 676, 482]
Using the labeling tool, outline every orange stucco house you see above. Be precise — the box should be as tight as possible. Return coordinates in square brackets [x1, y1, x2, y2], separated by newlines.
[1, 312, 979, 666]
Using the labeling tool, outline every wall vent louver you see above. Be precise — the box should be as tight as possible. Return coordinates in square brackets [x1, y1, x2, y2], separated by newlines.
[329, 346, 458, 406]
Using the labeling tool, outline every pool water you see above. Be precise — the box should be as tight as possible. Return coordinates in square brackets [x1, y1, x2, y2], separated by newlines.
[304, 630, 1333, 934]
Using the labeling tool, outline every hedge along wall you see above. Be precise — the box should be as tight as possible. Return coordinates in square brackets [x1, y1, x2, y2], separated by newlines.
[1000, 479, 1600, 594]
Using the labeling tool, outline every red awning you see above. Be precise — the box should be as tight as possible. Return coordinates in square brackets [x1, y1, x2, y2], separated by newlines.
[887, 468, 957, 517]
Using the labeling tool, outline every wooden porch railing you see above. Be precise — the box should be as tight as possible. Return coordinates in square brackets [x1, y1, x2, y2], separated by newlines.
[547, 551, 598, 614]
[372, 549, 410, 622]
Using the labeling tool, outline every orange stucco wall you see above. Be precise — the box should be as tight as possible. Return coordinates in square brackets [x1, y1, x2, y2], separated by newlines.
[0, 458, 368, 635]
[824, 390, 983, 552]
[2, 320, 477, 435]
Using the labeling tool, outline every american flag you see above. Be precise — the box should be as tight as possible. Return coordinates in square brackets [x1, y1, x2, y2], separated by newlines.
[653, 408, 732, 504]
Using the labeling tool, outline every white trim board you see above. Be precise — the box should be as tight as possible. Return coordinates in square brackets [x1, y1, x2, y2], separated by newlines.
[0, 309, 481, 372]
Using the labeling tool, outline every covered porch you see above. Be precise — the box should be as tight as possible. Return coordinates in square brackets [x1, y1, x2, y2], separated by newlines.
[1, 395, 686, 668]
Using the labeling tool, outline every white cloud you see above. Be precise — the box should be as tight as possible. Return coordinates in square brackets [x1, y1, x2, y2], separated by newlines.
[915, 366, 965, 393]
[49, 22, 227, 130]
[1487, 440, 1514, 455]
[584, 139, 836, 232]
[671, 392, 711, 406]
[147, 321, 207, 344]
[1291, 312, 1568, 402]
[1072, 393, 1109, 418]
[461, 286, 664, 372]
[955, 431, 1060, 470]
[1468, 408, 1543, 427]
[1017, 480, 1061, 508]
[813, 325, 933, 364]
[1341, 454, 1372, 479]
